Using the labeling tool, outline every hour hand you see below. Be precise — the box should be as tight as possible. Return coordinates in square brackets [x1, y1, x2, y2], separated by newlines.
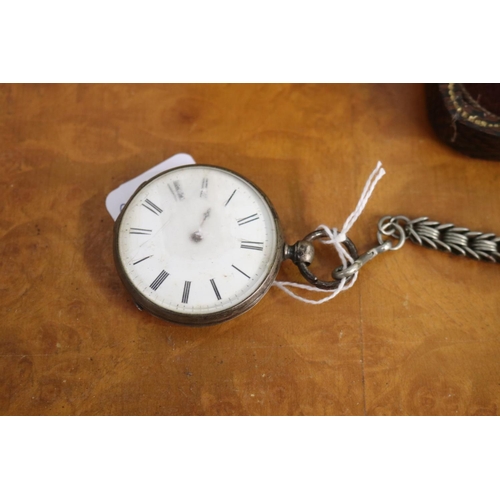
[191, 208, 211, 242]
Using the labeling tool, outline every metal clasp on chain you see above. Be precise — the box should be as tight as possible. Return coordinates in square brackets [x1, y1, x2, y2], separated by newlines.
[333, 215, 410, 279]
[332, 240, 392, 279]
[286, 216, 413, 290]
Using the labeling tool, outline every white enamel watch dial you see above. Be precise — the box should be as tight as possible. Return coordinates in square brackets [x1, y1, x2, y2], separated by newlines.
[114, 165, 284, 325]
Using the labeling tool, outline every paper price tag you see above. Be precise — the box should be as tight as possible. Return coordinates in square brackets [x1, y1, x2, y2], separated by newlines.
[105, 153, 195, 220]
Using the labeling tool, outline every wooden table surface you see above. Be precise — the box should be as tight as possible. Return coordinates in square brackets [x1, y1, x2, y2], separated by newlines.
[1, 84, 499, 416]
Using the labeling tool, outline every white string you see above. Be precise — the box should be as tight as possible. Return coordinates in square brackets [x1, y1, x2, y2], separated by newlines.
[273, 161, 386, 304]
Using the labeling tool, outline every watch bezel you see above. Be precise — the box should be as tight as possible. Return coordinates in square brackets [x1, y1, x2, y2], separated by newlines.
[113, 164, 284, 326]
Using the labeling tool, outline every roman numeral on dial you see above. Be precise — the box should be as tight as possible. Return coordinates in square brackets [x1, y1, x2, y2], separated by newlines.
[182, 281, 191, 304]
[225, 189, 236, 206]
[240, 240, 264, 251]
[150, 270, 169, 291]
[133, 255, 152, 265]
[142, 199, 163, 215]
[200, 178, 208, 198]
[232, 264, 251, 279]
[130, 228, 152, 235]
[168, 181, 185, 201]
[210, 278, 222, 301]
[237, 213, 259, 225]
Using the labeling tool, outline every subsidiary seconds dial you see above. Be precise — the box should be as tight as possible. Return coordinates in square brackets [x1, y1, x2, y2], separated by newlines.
[114, 165, 284, 325]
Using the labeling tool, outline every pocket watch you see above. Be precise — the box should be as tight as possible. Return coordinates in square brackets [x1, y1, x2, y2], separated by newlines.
[114, 164, 288, 325]
[114, 162, 499, 325]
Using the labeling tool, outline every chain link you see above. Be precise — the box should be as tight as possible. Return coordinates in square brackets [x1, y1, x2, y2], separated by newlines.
[390, 216, 500, 263]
